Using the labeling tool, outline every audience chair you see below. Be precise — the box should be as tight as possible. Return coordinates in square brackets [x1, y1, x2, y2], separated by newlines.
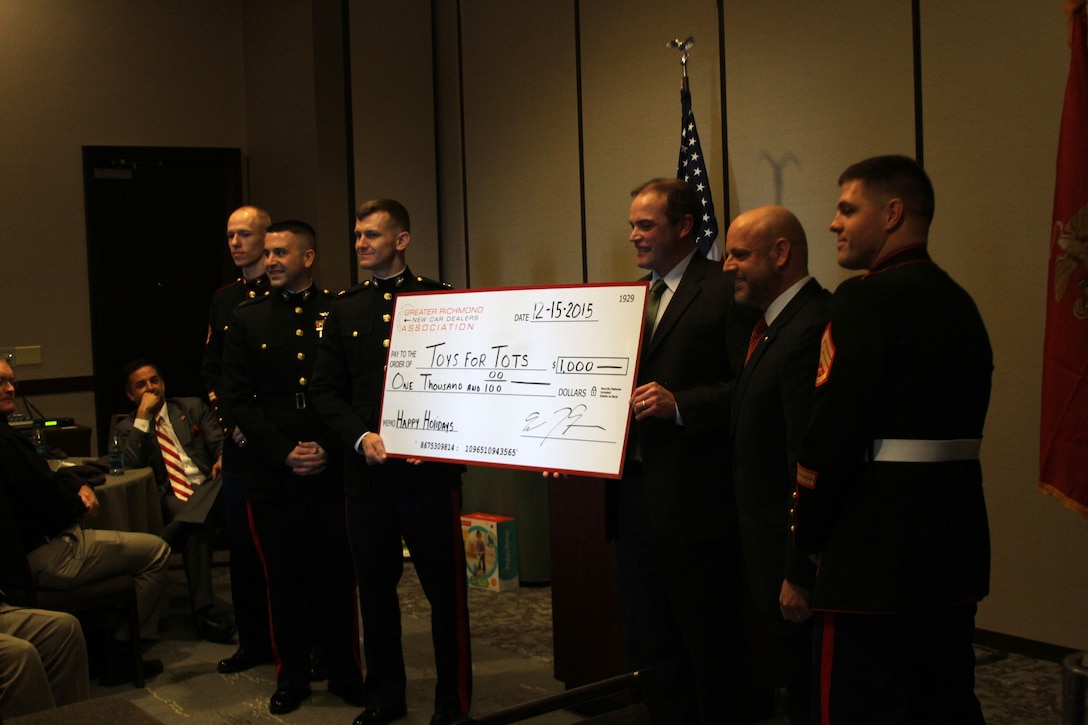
[13, 552, 144, 687]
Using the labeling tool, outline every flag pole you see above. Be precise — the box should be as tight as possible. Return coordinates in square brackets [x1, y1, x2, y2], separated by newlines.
[666, 36, 694, 92]
[668, 36, 721, 260]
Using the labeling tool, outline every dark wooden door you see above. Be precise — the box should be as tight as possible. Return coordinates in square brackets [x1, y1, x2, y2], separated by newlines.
[83, 146, 241, 451]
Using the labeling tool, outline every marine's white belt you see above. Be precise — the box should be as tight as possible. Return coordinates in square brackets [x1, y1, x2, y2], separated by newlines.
[869, 438, 982, 463]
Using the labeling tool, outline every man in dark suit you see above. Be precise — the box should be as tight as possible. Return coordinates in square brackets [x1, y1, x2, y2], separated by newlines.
[115, 359, 234, 644]
[311, 199, 471, 725]
[221, 220, 365, 716]
[723, 206, 830, 724]
[617, 178, 753, 723]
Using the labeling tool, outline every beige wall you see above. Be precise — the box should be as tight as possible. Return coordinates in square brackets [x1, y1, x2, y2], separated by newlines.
[921, 1, 1088, 649]
[0, 0, 248, 449]
[723, 0, 916, 291]
[2, 0, 1085, 648]
[581, 0, 724, 283]
[349, 0, 442, 285]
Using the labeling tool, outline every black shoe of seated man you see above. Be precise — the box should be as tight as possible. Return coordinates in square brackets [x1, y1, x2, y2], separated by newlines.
[309, 648, 328, 682]
[99, 656, 164, 687]
[352, 703, 408, 725]
[217, 647, 274, 674]
[430, 710, 469, 725]
[195, 611, 237, 645]
[269, 684, 312, 714]
[328, 679, 369, 707]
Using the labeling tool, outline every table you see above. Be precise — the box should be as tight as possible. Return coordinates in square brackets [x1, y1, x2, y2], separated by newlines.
[86, 466, 164, 535]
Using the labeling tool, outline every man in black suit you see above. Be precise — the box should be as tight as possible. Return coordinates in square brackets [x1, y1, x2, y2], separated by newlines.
[617, 178, 752, 723]
[723, 206, 829, 724]
[115, 359, 234, 644]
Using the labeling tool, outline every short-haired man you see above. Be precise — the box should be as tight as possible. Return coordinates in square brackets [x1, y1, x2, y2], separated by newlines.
[312, 199, 472, 725]
[723, 206, 830, 724]
[221, 221, 365, 715]
[115, 359, 234, 644]
[617, 178, 753, 722]
[0, 360, 170, 686]
[201, 205, 274, 674]
[792, 156, 991, 723]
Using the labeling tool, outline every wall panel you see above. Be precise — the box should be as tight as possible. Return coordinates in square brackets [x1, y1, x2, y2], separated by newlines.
[0, 0, 247, 450]
[922, 2, 1088, 649]
[580, 0, 722, 283]
[349, 1, 443, 284]
[723, 0, 915, 290]
[460, 1, 582, 288]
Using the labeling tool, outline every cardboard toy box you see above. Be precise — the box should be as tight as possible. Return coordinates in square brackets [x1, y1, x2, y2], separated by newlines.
[461, 513, 519, 592]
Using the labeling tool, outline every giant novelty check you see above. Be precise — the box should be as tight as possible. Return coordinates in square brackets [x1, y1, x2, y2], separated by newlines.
[378, 282, 649, 478]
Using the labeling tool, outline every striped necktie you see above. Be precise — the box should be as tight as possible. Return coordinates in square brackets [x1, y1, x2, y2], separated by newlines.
[156, 420, 193, 501]
[745, 316, 768, 366]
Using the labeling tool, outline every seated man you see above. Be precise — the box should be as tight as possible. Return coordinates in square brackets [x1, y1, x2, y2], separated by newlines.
[115, 359, 234, 644]
[0, 359, 170, 686]
[0, 592, 89, 718]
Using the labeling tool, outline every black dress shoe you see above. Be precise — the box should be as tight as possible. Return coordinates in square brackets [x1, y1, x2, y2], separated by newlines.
[217, 647, 274, 674]
[328, 680, 368, 706]
[430, 710, 468, 725]
[269, 684, 311, 714]
[196, 614, 237, 644]
[352, 703, 408, 725]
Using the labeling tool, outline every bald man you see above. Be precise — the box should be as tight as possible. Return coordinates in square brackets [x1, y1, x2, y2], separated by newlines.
[201, 206, 275, 674]
[723, 206, 830, 724]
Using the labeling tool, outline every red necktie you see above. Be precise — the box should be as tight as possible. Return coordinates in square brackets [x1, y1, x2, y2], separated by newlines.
[745, 317, 768, 366]
[156, 422, 193, 502]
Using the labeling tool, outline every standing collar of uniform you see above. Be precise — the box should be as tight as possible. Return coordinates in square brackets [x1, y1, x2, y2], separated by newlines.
[864, 244, 931, 278]
[277, 282, 317, 302]
[241, 273, 269, 292]
[372, 267, 411, 291]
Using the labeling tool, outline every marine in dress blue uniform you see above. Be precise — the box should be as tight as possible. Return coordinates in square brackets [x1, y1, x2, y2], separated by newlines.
[221, 221, 364, 715]
[201, 206, 274, 672]
[792, 157, 991, 724]
[311, 199, 471, 725]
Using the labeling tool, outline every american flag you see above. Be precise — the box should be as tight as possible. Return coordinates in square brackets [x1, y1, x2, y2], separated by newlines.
[677, 88, 721, 261]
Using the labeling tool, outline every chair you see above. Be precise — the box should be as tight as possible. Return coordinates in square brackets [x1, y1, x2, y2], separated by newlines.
[12, 554, 145, 687]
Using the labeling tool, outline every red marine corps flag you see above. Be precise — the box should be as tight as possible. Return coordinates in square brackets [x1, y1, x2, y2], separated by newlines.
[1040, 0, 1088, 517]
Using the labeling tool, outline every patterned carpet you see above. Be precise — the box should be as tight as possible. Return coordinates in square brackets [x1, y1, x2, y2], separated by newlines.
[79, 559, 1070, 724]
[405, 567, 1069, 724]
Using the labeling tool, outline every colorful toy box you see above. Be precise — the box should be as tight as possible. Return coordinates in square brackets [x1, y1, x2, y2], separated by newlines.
[461, 513, 519, 592]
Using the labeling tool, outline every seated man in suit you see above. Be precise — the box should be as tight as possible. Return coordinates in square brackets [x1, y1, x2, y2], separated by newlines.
[0, 359, 170, 686]
[0, 591, 89, 718]
[116, 359, 235, 644]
